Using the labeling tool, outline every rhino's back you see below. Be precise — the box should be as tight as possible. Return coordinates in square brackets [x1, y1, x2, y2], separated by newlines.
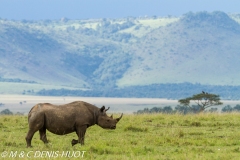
[29, 101, 95, 115]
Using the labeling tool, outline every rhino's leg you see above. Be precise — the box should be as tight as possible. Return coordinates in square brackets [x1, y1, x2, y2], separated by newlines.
[26, 129, 38, 148]
[26, 112, 44, 147]
[71, 139, 78, 146]
[78, 125, 87, 145]
[72, 125, 87, 146]
[39, 127, 48, 144]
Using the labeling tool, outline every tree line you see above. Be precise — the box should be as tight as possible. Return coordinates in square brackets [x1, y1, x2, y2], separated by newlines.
[136, 91, 225, 114]
[135, 104, 240, 114]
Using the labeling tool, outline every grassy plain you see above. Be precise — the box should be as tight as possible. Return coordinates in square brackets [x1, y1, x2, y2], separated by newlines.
[1, 113, 240, 159]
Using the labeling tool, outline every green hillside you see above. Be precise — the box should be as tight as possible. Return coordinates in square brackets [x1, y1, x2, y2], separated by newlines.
[1, 11, 240, 96]
[118, 11, 240, 86]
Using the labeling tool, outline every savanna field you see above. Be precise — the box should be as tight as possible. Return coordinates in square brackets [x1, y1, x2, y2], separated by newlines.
[1, 113, 240, 160]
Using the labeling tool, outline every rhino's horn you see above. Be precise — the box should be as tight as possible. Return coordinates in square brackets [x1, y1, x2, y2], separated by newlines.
[116, 113, 123, 122]
[110, 114, 113, 119]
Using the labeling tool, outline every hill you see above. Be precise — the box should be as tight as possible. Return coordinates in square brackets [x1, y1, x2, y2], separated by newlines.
[1, 11, 240, 98]
[118, 11, 240, 86]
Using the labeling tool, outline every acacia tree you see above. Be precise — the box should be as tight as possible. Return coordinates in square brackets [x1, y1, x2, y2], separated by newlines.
[178, 92, 223, 113]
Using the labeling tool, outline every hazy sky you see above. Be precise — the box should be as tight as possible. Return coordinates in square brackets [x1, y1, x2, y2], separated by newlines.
[0, 0, 239, 20]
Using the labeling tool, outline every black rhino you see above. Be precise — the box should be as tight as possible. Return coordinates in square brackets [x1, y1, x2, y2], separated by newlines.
[25, 101, 123, 147]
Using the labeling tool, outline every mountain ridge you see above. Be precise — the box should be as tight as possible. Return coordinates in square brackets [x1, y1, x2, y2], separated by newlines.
[1, 11, 240, 95]
[117, 11, 240, 86]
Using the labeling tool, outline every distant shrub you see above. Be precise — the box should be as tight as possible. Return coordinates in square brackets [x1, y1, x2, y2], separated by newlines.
[222, 105, 233, 112]
[135, 106, 174, 114]
[222, 104, 240, 113]
[124, 125, 148, 132]
[0, 109, 13, 115]
[191, 122, 201, 127]
[233, 104, 240, 111]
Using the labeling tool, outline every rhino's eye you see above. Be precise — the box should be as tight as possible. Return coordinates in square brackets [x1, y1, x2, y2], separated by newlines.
[107, 119, 110, 122]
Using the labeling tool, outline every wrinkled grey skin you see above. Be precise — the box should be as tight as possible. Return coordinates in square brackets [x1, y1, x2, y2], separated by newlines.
[25, 101, 123, 147]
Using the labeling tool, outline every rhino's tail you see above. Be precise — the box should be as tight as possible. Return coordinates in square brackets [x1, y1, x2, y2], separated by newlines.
[28, 104, 42, 121]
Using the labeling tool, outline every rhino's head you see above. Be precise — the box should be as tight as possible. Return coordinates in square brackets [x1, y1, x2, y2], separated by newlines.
[97, 106, 123, 129]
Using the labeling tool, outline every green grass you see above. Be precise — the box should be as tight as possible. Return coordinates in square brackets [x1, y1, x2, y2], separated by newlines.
[1, 113, 240, 159]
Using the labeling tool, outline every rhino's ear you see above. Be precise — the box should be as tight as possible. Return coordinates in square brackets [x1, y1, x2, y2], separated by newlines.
[105, 107, 110, 112]
[100, 106, 105, 112]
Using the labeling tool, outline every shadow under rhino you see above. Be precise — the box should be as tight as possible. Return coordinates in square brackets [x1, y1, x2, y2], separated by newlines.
[25, 101, 123, 147]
